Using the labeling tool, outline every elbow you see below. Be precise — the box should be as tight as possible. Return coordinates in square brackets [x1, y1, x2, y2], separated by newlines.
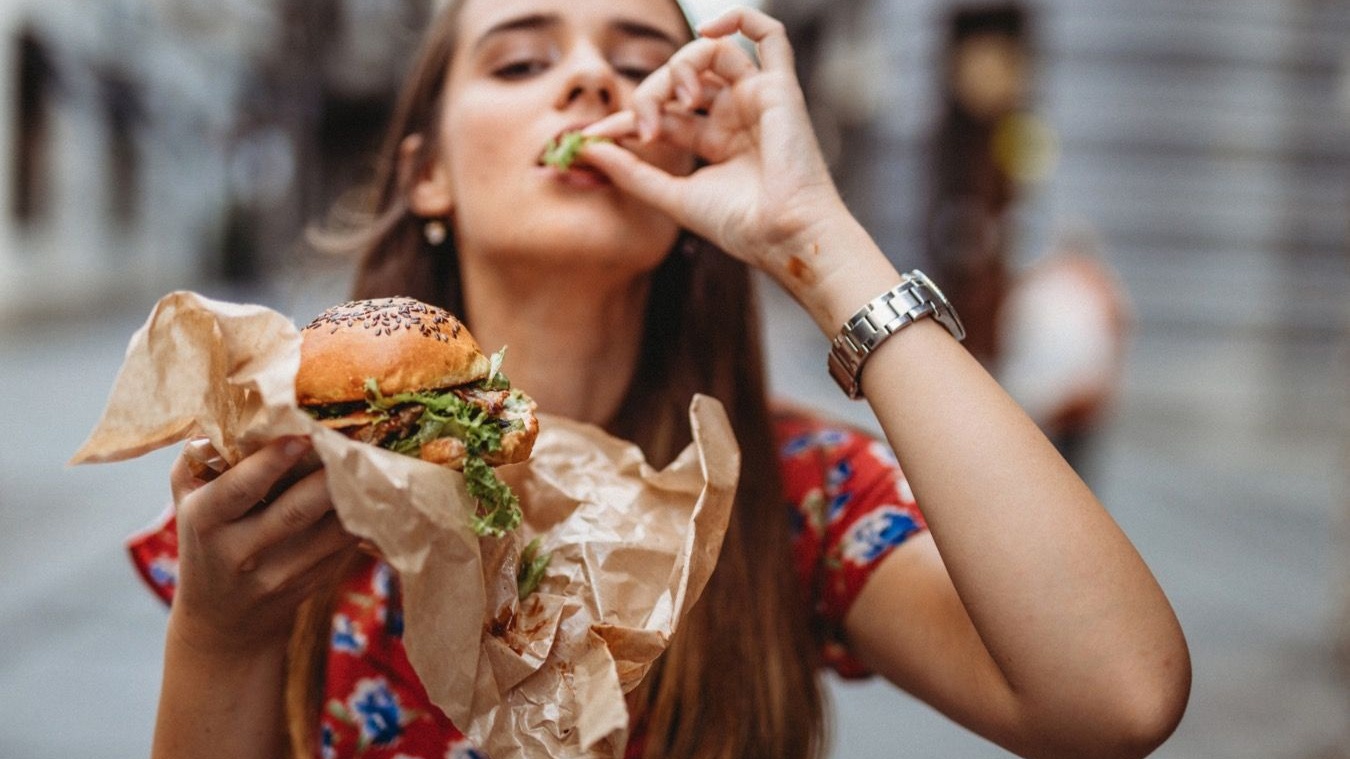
[1100, 682, 1190, 759]
[1082, 652, 1193, 759]
[1020, 650, 1192, 759]
[1125, 666, 1192, 757]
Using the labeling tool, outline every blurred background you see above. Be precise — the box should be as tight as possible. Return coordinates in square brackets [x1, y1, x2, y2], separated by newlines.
[0, 0, 1347, 756]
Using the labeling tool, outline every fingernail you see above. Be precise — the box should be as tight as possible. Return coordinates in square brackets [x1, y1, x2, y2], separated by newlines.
[284, 437, 310, 457]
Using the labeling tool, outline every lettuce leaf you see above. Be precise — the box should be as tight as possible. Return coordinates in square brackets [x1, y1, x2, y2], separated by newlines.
[463, 455, 522, 537]
[539, 132, 611, 170]
[362, 377, 522, 537]
[516, 537, 552, 598]
[364, 377, 503, 456]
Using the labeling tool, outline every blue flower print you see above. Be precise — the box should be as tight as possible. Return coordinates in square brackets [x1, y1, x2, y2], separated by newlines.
[840, 507, 921, 565]
[825, 460, 853, 495]
[148, 556, 178, 591]
[321, 724, 337, 759]
[349, 677, 404, 747]
[781, 433, 814, 458]
[813, 428, 848, 450]
[373, 561, 394, 599]
[826, 492, 852, 524]
[331, 614, 366, 655]
[782, 428, 849, 458]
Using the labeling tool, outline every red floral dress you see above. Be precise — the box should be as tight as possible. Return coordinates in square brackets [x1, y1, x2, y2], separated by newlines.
[130, 409, 926, 758]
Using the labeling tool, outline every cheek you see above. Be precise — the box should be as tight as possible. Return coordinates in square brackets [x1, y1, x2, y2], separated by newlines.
[445, 114, 509, 193]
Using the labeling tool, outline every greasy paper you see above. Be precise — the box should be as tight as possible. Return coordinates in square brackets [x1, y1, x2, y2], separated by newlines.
[71, 291, 739, 758]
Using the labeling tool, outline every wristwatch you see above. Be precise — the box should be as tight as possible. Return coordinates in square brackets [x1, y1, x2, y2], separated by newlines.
[827, 270, 966, 399]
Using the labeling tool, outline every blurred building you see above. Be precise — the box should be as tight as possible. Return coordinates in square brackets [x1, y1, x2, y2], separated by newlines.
[777, 0, 1347, 330]
[0, 0, 427, 320]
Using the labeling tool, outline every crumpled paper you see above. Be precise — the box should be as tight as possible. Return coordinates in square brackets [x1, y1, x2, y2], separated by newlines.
[71, 291, 739, 758]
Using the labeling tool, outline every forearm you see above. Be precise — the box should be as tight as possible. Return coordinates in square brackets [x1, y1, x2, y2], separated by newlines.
[152, 610, 290, 759]
[791, 217, 1189, 744]
[868, 320, 1185, 746]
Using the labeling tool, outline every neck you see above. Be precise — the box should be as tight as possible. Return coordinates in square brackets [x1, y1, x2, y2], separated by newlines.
[459, 257, 651, 428]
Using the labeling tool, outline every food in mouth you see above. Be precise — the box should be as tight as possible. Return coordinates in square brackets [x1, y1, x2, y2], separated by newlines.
[539, 131, 611, 171]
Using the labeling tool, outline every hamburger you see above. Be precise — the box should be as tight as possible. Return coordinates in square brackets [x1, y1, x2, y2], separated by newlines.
[296, 297, 538, 537]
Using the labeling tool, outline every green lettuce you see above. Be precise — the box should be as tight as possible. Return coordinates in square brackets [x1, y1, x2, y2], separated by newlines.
[360, 377, 522, 538]
[539, 132, 611, 171]
[516, 537, 552, 599]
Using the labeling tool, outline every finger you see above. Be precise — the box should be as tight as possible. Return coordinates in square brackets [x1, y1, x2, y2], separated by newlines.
[188, 436, 313, 525]
[665, 37, 757, 90]
[170, 452, 206, 505]
[633, 38, 754, 140]
[580, 141, 687, 219]
[698, 7, 795, 74]
[645, 111, 707, 156]
[250, 511, 359, 600]
[632, 64, 675, 141]
[583, 110, 638, 140]
[235, 468, 334, 563]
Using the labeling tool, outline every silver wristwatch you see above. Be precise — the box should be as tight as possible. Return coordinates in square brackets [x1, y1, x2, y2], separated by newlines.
[827, 270, 966, 399]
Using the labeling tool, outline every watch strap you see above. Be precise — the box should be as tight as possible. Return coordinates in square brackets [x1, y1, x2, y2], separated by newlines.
[827, 270, 965, 399]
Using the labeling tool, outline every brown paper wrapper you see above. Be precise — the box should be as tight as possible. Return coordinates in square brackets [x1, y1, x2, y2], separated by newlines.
[71, 291, 739, 758]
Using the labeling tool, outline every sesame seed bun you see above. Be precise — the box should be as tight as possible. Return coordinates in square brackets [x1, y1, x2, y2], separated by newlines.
[295, 297, 491, 406]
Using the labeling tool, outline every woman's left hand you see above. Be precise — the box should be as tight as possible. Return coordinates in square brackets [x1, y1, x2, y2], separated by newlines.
[582, 7, 847, 276]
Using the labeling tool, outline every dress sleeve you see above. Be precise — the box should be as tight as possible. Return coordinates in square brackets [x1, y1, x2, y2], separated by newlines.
[778, 411, 927, 679]
[127, 505, 180, 606]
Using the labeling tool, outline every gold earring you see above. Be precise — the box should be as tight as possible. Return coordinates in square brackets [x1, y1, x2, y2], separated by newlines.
[424, 219, 448, 246]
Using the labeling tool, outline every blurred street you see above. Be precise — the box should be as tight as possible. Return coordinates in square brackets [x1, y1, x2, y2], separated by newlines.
[1, 0, 1348, 756]
[1, 251, 1347, 757]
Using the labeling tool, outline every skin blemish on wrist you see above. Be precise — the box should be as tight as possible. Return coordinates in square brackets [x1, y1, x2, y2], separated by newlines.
[787, 255, 816, 285]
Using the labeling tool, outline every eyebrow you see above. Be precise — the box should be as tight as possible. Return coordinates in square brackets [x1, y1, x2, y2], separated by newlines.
[473, 12, 684, 53]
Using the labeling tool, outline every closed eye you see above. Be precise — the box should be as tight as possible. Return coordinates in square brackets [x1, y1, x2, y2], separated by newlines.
[614, 65, 655, 82]
[494, 59, 551, 80]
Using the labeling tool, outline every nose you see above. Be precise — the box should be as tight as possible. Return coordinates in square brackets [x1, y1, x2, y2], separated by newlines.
[554, 44, 619, 112]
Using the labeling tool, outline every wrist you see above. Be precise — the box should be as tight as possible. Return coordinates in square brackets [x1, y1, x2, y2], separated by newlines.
[167, 604, 290, 665]
[764, 212, 903, 335]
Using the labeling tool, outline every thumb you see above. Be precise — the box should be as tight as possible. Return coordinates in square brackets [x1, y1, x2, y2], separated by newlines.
[582, 142, 687, 220]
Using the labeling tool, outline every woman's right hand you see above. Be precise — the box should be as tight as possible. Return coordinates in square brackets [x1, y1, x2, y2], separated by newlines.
[167, 436, 356, 657]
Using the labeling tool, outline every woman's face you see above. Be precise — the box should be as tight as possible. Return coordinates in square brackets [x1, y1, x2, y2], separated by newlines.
[423, 0, 695, 273]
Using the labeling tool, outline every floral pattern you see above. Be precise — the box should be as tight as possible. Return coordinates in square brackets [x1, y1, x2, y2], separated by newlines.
[129, 409, 925, 757]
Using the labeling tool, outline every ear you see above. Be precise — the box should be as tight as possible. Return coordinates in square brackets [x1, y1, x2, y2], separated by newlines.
[400, 134, 455, 217]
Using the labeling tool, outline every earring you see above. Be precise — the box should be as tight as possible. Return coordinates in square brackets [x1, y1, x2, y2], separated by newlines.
[424, 218, 448, 246]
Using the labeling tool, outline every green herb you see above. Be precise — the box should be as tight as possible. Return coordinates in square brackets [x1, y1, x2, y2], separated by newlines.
[362, 377, 524, 537]
[463, 455, 522, 537]
[517, 537, 552, 599]
[539, 131, 610, 170]
[364, 377, 503, 457]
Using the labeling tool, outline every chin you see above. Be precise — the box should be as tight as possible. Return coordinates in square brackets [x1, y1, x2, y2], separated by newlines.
[483, 217, 677, 275]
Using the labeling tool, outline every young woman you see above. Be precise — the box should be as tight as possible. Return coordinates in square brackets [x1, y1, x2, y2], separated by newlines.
[136, 1, 1190, 757]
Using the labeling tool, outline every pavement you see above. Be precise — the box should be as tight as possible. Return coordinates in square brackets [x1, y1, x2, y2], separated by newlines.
[0, 261, 1346, 758]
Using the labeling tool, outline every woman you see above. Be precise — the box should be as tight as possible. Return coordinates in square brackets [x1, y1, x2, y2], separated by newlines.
[139, 1, 1190, 757]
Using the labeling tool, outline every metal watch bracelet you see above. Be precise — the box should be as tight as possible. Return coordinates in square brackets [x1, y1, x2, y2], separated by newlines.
[827, 270, 966, 399]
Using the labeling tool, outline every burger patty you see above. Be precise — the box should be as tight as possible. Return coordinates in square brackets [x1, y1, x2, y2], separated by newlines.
[351, 403, 425, 446]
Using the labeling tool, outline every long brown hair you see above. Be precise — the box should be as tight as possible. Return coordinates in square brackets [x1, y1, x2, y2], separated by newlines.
[287, 3, 825, 757]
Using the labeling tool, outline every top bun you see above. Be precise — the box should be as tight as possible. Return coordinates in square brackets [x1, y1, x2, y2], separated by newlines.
[296, 297, 491, 405]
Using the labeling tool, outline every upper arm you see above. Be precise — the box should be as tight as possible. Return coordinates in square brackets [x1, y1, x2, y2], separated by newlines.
[842, 532, 1027, 750]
